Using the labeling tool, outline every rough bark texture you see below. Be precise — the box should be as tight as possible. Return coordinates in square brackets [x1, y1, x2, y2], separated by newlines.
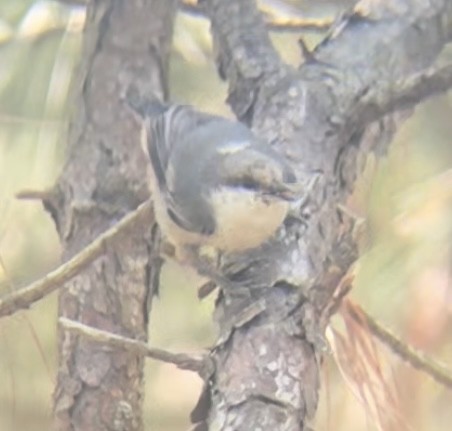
[44, 0, 452, 429]
[187, 0, 452, 430]
[50, 1, 177, 430]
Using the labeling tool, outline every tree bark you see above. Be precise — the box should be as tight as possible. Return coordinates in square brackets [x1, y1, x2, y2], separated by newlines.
[189, 0, 452, 430]
[43, 0, 452, 429]
[50, 1, 177, 430]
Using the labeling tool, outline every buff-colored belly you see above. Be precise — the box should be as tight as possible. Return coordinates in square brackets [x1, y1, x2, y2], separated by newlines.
[150, 170, 288, 255]
[209, 188, 289, 252]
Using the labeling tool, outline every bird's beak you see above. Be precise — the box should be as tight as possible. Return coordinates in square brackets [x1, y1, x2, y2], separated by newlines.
[266, 182, 302, 201]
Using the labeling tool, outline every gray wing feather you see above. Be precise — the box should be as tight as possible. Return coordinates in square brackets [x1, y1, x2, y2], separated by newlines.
[148, 105, 216, 235]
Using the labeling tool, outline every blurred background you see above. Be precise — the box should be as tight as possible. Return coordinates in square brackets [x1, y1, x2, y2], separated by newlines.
[0, 1, 451, 430]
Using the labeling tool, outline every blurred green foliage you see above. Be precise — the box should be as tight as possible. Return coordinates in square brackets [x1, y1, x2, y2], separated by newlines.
[0, 1, 451, 431]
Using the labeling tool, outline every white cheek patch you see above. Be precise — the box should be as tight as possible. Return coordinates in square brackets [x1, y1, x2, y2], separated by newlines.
[217, 140, 251, 155]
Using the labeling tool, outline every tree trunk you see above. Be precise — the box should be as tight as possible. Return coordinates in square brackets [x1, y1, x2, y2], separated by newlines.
[50, 1, 177, 430]
[44, 0, 452, 430]
[193, 0, 452, 429]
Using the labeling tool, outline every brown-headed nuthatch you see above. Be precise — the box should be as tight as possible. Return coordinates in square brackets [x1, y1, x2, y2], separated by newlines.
[131, 99, 300, 263]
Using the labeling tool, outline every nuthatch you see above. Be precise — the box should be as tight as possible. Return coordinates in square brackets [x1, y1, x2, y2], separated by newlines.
[132, 99, 300, 262]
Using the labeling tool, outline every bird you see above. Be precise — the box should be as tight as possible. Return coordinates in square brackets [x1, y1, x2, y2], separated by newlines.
[130, 97, 301, 267]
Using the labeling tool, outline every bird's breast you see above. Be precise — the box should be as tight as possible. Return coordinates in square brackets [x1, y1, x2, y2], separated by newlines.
[208, 188, 289, 252]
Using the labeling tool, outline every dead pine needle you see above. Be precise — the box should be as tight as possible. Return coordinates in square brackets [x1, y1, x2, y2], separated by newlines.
[345, 301, 452, 390]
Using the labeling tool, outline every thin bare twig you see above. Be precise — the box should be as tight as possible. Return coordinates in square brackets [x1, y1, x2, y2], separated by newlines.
[0, 200, 152, 319]
[59, 317, 209, 374]
[361, 62, 452, 124]
[346, 301, 452, 390]
[180, 0, 332, 33]
[16, 189, 54, 201]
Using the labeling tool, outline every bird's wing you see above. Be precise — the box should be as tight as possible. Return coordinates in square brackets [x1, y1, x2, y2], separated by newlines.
[163, 190, 209, 234]
[145, 104, 218, 236]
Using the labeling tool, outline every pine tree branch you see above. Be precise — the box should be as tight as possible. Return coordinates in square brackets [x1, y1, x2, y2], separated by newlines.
[59, 317, 210, 374]
[360, 61, 452, 124]
[0, 200, 152, 319]
[180, 0, 333, 33]
[346, 301, 452, 390]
